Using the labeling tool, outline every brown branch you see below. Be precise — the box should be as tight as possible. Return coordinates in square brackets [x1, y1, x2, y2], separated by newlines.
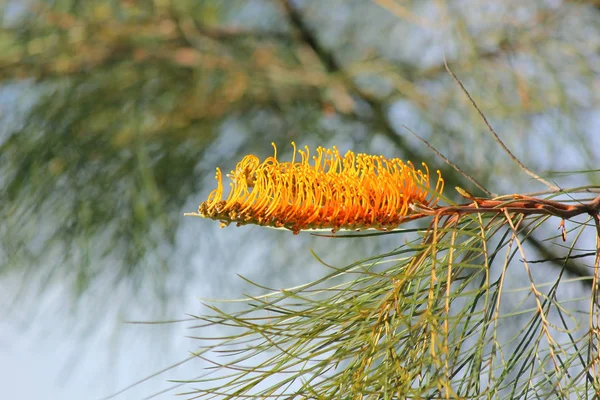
[414, 194, 600, 221]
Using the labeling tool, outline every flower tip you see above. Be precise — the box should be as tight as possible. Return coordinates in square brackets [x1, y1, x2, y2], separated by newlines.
[271, 142, 277, 159]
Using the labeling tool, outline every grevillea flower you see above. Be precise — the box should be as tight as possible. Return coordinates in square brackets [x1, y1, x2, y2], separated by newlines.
[188, 143, 444, 234]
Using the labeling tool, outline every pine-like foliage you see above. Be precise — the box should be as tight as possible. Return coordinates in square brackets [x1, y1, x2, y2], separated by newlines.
[176, 170, 600, 399]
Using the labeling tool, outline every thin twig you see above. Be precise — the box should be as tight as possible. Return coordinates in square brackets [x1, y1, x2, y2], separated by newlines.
[443, 56, 561, 191]
[403, 125, 494, 197]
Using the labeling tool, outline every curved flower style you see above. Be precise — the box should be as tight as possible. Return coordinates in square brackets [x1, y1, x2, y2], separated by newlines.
[190, 143, 444, 234]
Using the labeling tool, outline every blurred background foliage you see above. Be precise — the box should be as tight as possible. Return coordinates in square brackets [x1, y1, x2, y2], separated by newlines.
[1, 0, 600, 324]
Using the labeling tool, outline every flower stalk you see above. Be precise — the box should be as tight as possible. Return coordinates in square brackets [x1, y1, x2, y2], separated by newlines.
[187, 143, 445, 234]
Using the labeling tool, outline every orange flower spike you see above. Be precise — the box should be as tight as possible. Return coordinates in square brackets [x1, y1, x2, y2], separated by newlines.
[193, 143, 444, 233]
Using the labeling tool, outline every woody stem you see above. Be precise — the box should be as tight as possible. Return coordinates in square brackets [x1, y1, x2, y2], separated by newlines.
[422, 194, 600, 222]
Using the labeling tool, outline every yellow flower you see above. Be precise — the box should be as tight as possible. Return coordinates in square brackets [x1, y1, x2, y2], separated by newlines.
[188, 143, 444, 234]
